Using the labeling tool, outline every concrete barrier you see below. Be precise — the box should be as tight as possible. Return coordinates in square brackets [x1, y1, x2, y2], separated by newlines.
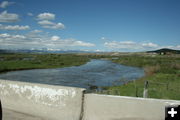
[83, 94, 180, 120]
[0, 79, 85, 120]
[1, 79, 180, 120]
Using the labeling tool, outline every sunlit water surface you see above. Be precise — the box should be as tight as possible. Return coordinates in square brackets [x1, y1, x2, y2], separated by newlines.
[0, 59, 144, 88]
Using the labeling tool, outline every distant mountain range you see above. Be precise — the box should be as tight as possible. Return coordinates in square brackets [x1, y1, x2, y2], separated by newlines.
[0, 48, 180, 54]
[147, 48, 180, 54]
[0, 49, 100, 54]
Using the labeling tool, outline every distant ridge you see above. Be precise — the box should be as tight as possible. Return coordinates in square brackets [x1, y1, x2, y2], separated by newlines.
[0, 49, 14, 54]
[147, 48, 180, 54]
[0, 49, 101, 54]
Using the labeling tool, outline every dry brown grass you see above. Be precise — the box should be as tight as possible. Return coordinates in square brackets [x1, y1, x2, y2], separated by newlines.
[144, 65, 160, 76]
[171, 63, 180, 70]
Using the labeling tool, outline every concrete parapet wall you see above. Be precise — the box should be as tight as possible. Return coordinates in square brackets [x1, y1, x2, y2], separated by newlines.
[0, 79, 85, 120]
[1, 80, 180, 120]
[83, 94, 180, 120]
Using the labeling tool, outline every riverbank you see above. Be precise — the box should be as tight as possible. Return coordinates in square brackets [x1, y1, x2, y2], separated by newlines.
[0, 53, 90, 73]
[0, 53, 179, 100]
[0, 58, 144, 88]
[105, 55, 180, 100]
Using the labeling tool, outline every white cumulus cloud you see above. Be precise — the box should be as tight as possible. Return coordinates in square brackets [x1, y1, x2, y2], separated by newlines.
[101, 37, 106, 40]
[0, 1, 14, 8]
[38, 20, 54, 25]
[51, 36, 60, 41]
[104, 41, 161, 51]
[49, 36, 95, 47]
[73, 40, 95, 47]
[0, 33, 26, 39]
[101, 37, 109, 41]
[42, 22, 65, 29]
[104, 41, 139, 49]
[104, 40, 180, 51]
[0, 11, 19, 22]
[0, 24, 30, 30]
[162, 45, 180, 50]
[27, 12, 33, 16]
[31, 29, 43, 33]
[37, 12, 55, 20]
[38, 20, 65, 29]
[0, 33, 11, 37]
[36, 12, 65, 30]
[0, 33, 95, 49]
[142, 42, 158, 48]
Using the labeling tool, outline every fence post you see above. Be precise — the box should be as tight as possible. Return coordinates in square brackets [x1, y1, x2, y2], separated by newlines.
[143, 81, 149, 98]
[133, 80, 138, 97]
[136, 87, 138, 97]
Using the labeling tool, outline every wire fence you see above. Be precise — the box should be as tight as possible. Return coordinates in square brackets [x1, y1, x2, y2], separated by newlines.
[87, 80, 180, 99]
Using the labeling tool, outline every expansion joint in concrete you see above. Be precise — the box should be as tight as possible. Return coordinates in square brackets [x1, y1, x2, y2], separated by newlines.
[79, 90, 86, 120]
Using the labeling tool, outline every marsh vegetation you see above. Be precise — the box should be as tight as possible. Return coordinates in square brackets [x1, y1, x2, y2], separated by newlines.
[0, 53, 179, 100]
[0, 53, 90, 73]
[103, 55, 180, 100]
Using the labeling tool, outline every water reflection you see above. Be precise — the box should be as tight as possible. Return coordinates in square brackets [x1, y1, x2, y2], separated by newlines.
[0, 59, 144, 88]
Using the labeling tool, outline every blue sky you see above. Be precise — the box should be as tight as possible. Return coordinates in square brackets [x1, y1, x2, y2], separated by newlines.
[0, 0, 179, 52]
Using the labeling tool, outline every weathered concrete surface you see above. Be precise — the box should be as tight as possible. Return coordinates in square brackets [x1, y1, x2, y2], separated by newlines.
[83, 94, 180, 120]
[0, 79, 85, 120]
[1, 79, 180, 120]
[2, 108, 45, 120]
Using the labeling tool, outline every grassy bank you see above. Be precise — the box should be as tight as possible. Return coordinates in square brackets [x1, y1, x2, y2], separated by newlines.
[0, 53, 90, 73]
[0, 53, 179, 100]
[103, 55, 180, 100]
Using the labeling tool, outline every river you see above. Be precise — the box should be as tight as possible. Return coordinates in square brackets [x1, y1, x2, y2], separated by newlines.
[0, 59, 144, 88]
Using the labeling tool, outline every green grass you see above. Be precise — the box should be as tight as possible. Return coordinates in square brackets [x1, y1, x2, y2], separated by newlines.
[103, 55, 180, 100]
[0, 53, 90, 73]
[0, 53, 180, 100]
